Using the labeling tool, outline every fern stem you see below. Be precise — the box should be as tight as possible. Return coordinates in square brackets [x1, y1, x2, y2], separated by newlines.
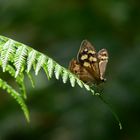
[98, 95, 122, 130]
[26, 72, 35, 88]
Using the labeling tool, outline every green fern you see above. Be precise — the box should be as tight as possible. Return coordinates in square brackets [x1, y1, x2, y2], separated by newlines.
[27, 49, 37, 73]
[1, 39, 15, 72]
[14, 45, 27, 77]
[35, 54, 47, 75]
[0, 78, 29, 122]
[0, 35, 122, 129]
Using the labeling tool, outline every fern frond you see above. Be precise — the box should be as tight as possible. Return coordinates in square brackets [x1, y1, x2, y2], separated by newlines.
[0, 36, 98, 105]
[26, 72, 35, 88]
[0, 61, 27, 99]
[69, 73, 76, 87]
[0, 78, 29, 122]
[54, 64, 62, 80]
[1, 39, 15, 72]
[62, 69, 69, 84]
[47, 58, 55, 78]
[0, 35, 98, 96]
[27, 49, 37, 72]
[76, 78, 83, 88]
[35, 54, 47, 75]
[16, 74, 26, 99]
[42, 64, 50, 80]
[14, 45, 27, 77]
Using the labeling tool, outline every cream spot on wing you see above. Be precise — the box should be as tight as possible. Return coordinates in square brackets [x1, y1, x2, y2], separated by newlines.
[102, 52, 107, 55]
[89, 56, 97, 62]
[84, 48, 88, 52]
[81, 55, 88, 60]
[83, 62, 90, 67]
[88, 50, 96, 54]
[100, 56, 108, 60]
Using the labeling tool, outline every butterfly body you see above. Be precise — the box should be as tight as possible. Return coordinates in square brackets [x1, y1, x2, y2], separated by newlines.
[69, 40, 108, 85]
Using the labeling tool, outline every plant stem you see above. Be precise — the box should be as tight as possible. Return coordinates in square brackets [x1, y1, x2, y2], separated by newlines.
[98, 95, 122, 130]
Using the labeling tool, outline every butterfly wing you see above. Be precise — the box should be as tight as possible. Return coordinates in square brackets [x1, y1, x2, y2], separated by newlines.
[69, 59, 96, 85]
[98, 49, 108, 81]
[77, 40, 100, 80]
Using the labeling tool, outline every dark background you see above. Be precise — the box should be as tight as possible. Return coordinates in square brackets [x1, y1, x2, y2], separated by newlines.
[0, 0, 140, 140]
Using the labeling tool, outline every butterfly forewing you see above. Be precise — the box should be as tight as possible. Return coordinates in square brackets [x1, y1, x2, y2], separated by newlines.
[77, 40, 100, 79]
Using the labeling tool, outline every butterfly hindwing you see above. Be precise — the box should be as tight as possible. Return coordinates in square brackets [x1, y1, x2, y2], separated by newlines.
[69, 59, 96, 84]
[98, 49, 108, 81]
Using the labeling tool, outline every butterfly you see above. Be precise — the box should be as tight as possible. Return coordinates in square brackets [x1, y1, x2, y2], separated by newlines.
[69, 40, 108, 85]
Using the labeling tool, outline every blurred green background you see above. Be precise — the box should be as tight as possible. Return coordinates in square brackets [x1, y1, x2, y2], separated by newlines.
[0, 0, 140, 140]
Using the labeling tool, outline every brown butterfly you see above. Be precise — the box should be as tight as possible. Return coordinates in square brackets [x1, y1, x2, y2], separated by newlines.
[69, 40, 108, 85]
